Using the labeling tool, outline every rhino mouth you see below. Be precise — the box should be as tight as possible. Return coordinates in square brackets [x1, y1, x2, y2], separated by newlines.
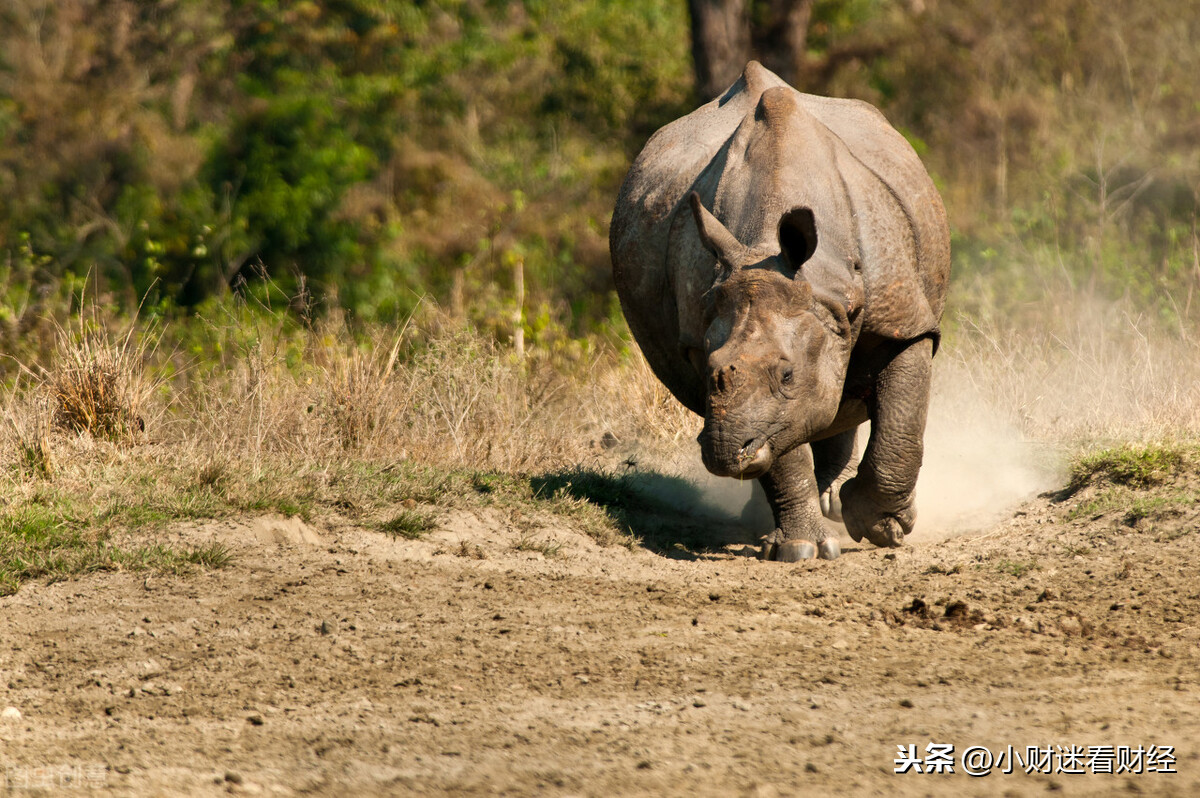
[698, 430, 773, 479]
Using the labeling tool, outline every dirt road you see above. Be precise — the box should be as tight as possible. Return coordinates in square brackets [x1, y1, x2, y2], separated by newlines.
[2, 481, 1198, 797]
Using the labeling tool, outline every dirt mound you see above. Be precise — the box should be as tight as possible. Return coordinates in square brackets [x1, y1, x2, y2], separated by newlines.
[196, 515, 326, 548]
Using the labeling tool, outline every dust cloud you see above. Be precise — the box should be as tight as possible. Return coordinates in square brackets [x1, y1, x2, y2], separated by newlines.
[626, 366, 1059, 547]
[669, 463, 775, 535]
[622, 447, 775, 538]
[914, 371, 1058, 540]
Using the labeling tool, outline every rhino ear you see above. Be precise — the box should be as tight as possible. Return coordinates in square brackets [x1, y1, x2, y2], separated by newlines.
[689, 192, 745, 273]
[778, 207, 817, 272]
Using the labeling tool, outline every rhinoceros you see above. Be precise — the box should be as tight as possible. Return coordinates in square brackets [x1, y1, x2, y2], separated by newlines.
[610, 61, 950, 561]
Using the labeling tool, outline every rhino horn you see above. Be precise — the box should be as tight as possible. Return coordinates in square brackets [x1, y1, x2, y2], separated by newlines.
[688, 192, 745, 272]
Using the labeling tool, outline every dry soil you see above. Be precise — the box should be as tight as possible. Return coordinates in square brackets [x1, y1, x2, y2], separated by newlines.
[2, 481, 1199, 797]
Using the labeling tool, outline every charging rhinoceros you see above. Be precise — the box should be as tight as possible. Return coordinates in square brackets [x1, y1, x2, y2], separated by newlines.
[610, 61, 950, 561]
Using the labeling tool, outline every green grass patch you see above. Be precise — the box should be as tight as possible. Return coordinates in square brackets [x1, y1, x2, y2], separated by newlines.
[529, 467, 660, 548]
[1061, 440, 1199, 526]
[92, 481, 235, 531]
[1066, 442, 1188, 494]
[1069, 487, 1195, 523]
[528, 466, 748, 553]
[106, 542, 233, 572]
[379, 509, 437, 540]
[1122, 495, 1184, 524]
[1066, 486, 1127, 521]
[238, 488, 317, 521]
[512, 533, 564, 558]
[97, 501, 174, 528]
[269, 497, 313, 519]
[0, 500, 233, 596]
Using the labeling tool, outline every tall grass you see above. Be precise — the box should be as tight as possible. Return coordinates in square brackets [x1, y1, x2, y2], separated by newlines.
[6, 272, 1200, 486]
[0, 284, 707, 592]
[941, 290, 1200, 446]
[0, 286, 697, 526]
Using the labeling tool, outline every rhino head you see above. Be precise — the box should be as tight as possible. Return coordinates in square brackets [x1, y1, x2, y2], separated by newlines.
[688, 192, 863, 479]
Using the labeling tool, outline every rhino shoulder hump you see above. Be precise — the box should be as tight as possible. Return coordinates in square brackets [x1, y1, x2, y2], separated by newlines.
[755, 85, 801, 122]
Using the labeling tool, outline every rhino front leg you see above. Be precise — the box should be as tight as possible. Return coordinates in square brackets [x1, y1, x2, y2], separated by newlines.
[757, 444, 840, 561]
[812, 429, 859, 523]
[840, 337, 932, 548]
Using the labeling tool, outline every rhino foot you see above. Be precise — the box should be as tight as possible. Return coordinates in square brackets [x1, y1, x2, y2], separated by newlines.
[861, 515, 906, 548]
[759, 530, 840, 562]
[817, 538, 841, 560]
[840, 478, 914, 548]
[843, 509, 909, 547]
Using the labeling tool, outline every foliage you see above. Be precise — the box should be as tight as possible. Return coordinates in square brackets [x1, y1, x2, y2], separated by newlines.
[0, 0, 690, 328]
[1067, 442, 1188, 493]
[0, 498, 231, 597]
[0, 0, 1198, 337]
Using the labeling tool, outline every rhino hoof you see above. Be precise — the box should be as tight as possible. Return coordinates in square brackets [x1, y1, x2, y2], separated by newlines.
[817, 538, 841, 560]
[865, 516, 905, 548]
[819, 489, 843, 523]
[776, 539, 816, 562]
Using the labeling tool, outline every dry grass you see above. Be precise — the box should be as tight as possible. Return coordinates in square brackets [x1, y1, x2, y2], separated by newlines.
[941, 294, 1200, 446]
[4, 278, 1200, 595]
[0, 294, 700, 578]
[587, 351, 701, 450]
[3, 390, 55, 479]
[2, 302, 159, 478]
[41, 310, 159, 445]
[9, 292, 1200, 457]
[0, 294, 696, 592]
[152, 295, 702, 482]
[316, 330, 403, 451]
[178, 320, 595, 475]
[6, 286, 1198, 492]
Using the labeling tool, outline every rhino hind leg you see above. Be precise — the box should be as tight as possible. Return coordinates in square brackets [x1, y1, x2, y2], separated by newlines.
[840, 338, 932, 548]
[812, 429, 859, 523]
[757, 445, 840, 561]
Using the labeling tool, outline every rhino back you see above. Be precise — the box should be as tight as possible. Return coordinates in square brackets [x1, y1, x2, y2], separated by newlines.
[796, 94, 951, 339]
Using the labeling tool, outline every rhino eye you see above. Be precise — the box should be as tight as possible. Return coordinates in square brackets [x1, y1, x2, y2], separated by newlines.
[781, 367, 794, 385]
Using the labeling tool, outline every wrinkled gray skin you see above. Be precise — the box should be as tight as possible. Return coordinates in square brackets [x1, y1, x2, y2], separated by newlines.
[610, 62, 950, 561]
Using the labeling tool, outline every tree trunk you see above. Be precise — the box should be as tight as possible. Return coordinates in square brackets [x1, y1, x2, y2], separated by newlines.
[750, 0, 814, 88]
[450, 267, 464, 319]
[512, 256, 525, 361]
[688, 0, 816, 100]
[688, 0, 751, 101]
